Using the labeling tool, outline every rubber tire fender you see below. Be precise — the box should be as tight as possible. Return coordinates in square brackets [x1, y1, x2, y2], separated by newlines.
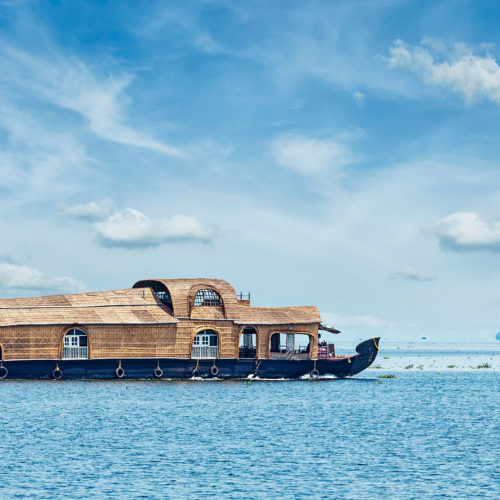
[310, 368, 320, 379]
[0, 366, 8, 379]
[154, 367, 163, 379]
[210, 365, 219, 377]
[115, 366, 125, 378]
[53, 368, 62, 380]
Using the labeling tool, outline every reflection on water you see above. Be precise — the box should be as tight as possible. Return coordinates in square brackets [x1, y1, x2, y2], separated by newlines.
[0, 372, 498, 499]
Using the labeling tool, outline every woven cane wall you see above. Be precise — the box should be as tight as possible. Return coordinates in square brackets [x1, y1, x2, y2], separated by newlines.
[0, 325, 58, 360]
[0, 324, 177, 360]
[90, 324, 177, 358]
[0, 320, 318, 360]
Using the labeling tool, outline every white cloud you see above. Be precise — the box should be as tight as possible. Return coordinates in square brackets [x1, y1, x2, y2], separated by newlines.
[353, 91, 365, 107]
[392, 266, 436, 282]
[270, 133, 352, 176]
[60, 201, 215, 249]
[60, 200, 113, 222]
[321, 312, 393, 329]
[0, 261, 85, 293]
[388, 39, 500, 104]
[1, 47, 187, 158]
[94, 208, 213, 248]
[432, 212, 500, 252]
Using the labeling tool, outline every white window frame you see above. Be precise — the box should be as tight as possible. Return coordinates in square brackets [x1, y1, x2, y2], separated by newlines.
[62, 328, 89, 360]
[192, 330, 219, 358]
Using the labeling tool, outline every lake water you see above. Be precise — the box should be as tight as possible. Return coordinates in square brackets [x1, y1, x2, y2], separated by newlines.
[0, 371, 498, 499]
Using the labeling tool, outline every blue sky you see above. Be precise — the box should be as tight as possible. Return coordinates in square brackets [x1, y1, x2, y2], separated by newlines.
[1, 0, 500, 344]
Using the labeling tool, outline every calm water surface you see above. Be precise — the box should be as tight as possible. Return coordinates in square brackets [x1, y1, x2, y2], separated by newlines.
[0, 372, 498, 499]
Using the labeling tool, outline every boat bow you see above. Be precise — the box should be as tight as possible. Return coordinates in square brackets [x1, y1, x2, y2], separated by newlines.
[348, 337, 380, 375]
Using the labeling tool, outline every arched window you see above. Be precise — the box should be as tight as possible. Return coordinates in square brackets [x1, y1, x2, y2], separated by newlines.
[239, 327, 257, 358]
[133, 280, 173, 312]
[62, 328, 89, 359]
[155, 290, 174, 313]
[192, 329, 219, 358]
[193, 289, 223, 307]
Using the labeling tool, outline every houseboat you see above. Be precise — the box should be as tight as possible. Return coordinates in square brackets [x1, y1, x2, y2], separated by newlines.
[0, 278, 380, 380]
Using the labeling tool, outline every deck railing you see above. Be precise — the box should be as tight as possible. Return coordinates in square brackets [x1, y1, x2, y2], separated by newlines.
[62, 346, 89, 359]
[276, 344, 310, 354]
[192, 346, 218, 359]
[239, 347, 257, 358]
[270, 351, 309, 360]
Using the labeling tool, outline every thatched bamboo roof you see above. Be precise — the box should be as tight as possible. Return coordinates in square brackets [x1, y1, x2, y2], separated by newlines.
[0, 279, 322, 327]
[233, 305, 321, 325]
[0, 288, 177, 326]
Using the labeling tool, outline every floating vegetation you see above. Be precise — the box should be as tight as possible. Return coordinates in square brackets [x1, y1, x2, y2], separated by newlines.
[383, 356, 390, 359]
[416, 365, 424, 370]
[244, 380, 253, 386]
[378, 374, 396, 379]
[371, 364, 382, 369]
[405, 364, 414, 369]
[477, 363, 491, 369]
[376, 380, 383, 384]
[447, 365, 456, 368]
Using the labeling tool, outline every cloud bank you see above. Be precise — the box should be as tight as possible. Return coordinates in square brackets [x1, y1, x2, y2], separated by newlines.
[0, 261, 85, 293]
[1, 46, 187, 158]
[392, 267, 436, 282]
[270, 133, 352, 176]
[433, 211, 500, 252]
[61, 202, 214, 248]
[388, 39, 500, 104]
[95, 208, 213, 248]
[60, 200, 113, 222]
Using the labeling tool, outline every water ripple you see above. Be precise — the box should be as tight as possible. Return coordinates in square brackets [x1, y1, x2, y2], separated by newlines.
[0, 373, 498, 499]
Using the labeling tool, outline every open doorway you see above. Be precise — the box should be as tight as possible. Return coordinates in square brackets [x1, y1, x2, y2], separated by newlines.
[239, 327, 257, 358]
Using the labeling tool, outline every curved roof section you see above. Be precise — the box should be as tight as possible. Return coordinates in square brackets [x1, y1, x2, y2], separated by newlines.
[133, 278, 239, 318]
[132, 278, 321, 324]
[0, 288, 177, 326]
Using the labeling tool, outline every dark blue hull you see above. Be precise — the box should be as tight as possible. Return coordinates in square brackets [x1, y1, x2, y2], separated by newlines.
[0, 338, 380, 380]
